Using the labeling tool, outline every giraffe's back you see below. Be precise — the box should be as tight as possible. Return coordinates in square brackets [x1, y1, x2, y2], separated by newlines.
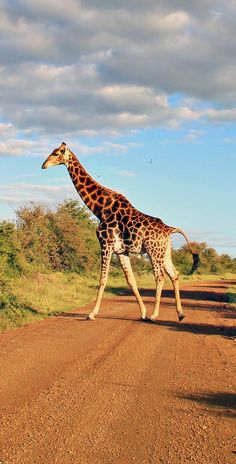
[99, 192, 174, 255]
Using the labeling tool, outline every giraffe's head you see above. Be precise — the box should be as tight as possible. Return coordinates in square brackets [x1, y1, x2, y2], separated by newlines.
[42, 142, 70, 169]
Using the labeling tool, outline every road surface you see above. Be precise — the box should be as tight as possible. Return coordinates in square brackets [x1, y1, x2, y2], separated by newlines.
[0, 279, 235, 464]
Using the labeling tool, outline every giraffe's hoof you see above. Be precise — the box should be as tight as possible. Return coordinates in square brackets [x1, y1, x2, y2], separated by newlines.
[87, 314, 96, 321]
[178, 314, 185, 322]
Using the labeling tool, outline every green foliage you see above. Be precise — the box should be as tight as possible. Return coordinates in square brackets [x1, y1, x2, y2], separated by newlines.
[13, 200, 100, 274]
[16, 204, 54, 271]
[0, 221, 22, 276]
[172, 242, 236, 275]
[225, 286, 236, 305]
[0, 200, 101, 329]
[0, 264, 36, 331]
[1, 202, 236, 280]
[54, 200, 100, 272]
[0, 201, 236, 279]
[111, 254, 152, 277]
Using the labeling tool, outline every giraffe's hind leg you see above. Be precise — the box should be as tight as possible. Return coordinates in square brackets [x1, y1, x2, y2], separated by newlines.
[145, 242, 165, 321]
[118, 254, 147, 320]
[149, 275, 165, 321]
[164, 239, 185, 322]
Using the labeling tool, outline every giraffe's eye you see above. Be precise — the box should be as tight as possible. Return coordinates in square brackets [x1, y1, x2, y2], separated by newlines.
[60, 149, 65, 154]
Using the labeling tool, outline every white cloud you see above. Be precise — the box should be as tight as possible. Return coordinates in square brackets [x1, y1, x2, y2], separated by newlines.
[0, 139, 36, 157]
[190, 230, 236, 253]
[183, 129, 205, 142]
[0, 0, 235, 142]
[0, 8, 53, 63]
[0, 128, 134, 158]
[14, 0, 82, 21]
[0, 181, 77, 209]
[202, 107, 236, 122]
[117, 170, 137, 177]
[6, 183, 74, 193]
[145, 11, 190, 32]
[223, 136, 236, 144]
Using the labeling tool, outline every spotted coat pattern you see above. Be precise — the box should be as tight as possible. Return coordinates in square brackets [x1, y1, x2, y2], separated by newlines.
[42, 143, 198, 322]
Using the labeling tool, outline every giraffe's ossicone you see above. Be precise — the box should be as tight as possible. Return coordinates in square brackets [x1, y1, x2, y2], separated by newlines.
[42, 142, 199, 322]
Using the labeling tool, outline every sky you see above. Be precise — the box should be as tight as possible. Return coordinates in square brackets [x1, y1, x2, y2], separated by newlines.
[0, 0, 235, 256]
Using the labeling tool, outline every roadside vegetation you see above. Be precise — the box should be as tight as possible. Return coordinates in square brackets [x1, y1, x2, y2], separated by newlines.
[1, 200, 236, 330]
[225, 286, 236, 304]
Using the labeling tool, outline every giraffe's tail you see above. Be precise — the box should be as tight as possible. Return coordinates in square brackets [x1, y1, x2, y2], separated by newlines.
[171, 228, 200, 274]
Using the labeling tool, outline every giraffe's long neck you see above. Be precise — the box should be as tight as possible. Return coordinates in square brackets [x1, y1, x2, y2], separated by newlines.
[67, 151, 112, 219]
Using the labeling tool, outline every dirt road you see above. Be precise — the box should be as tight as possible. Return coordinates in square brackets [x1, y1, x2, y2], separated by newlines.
[0, 280, 235, 464]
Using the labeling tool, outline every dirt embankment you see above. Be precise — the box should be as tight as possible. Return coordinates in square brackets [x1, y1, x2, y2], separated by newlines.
[0, 279, 235, 464]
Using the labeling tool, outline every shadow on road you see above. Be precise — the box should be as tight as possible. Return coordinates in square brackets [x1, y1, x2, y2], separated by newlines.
[177, 391, 236, 418]
[105, 281, 236, 320]
[53, 280, 236, 338]
[106, 285, 233, 303]
[55, 311, 236, 339]
[148, 319, 236, 338]
[102, 297, 234, 315]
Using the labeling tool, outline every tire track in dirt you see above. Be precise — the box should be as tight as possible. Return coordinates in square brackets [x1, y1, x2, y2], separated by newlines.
[0, 280, 235, 464]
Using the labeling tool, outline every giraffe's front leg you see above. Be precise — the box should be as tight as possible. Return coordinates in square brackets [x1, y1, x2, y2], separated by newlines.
[118, 254, 147, 320]
[88, 247, 112, 321]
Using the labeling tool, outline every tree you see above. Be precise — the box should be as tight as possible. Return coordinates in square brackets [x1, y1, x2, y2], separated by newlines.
[0, 221, 22, 276]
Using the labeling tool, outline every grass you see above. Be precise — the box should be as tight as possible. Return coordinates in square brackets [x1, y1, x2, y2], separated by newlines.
[11, 270, 157, 316]
[0, 304, 44, 332]
[0, 287, 44, 331]
[0, 271, 131, 331]
[225, 285, 236, 305]
[1, 270, 235, 331]
[12, 272, 100, 313]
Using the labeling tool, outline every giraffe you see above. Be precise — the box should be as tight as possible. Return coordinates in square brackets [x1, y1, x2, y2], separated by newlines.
[42, 142, 199, 322]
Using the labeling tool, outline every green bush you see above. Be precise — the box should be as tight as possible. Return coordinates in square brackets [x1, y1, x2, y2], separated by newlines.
[1, 202, 236, 279]
[173, 242, 236, 275]
[13, 200, 100, 274]
[0, 221, 22, 276]
[0, 200, 236, 310]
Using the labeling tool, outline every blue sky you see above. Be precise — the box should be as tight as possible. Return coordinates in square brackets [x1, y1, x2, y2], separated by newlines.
[0, 0, 235, 256]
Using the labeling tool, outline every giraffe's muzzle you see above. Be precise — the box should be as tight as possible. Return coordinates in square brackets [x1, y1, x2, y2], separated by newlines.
[42, 158, 54, 169]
